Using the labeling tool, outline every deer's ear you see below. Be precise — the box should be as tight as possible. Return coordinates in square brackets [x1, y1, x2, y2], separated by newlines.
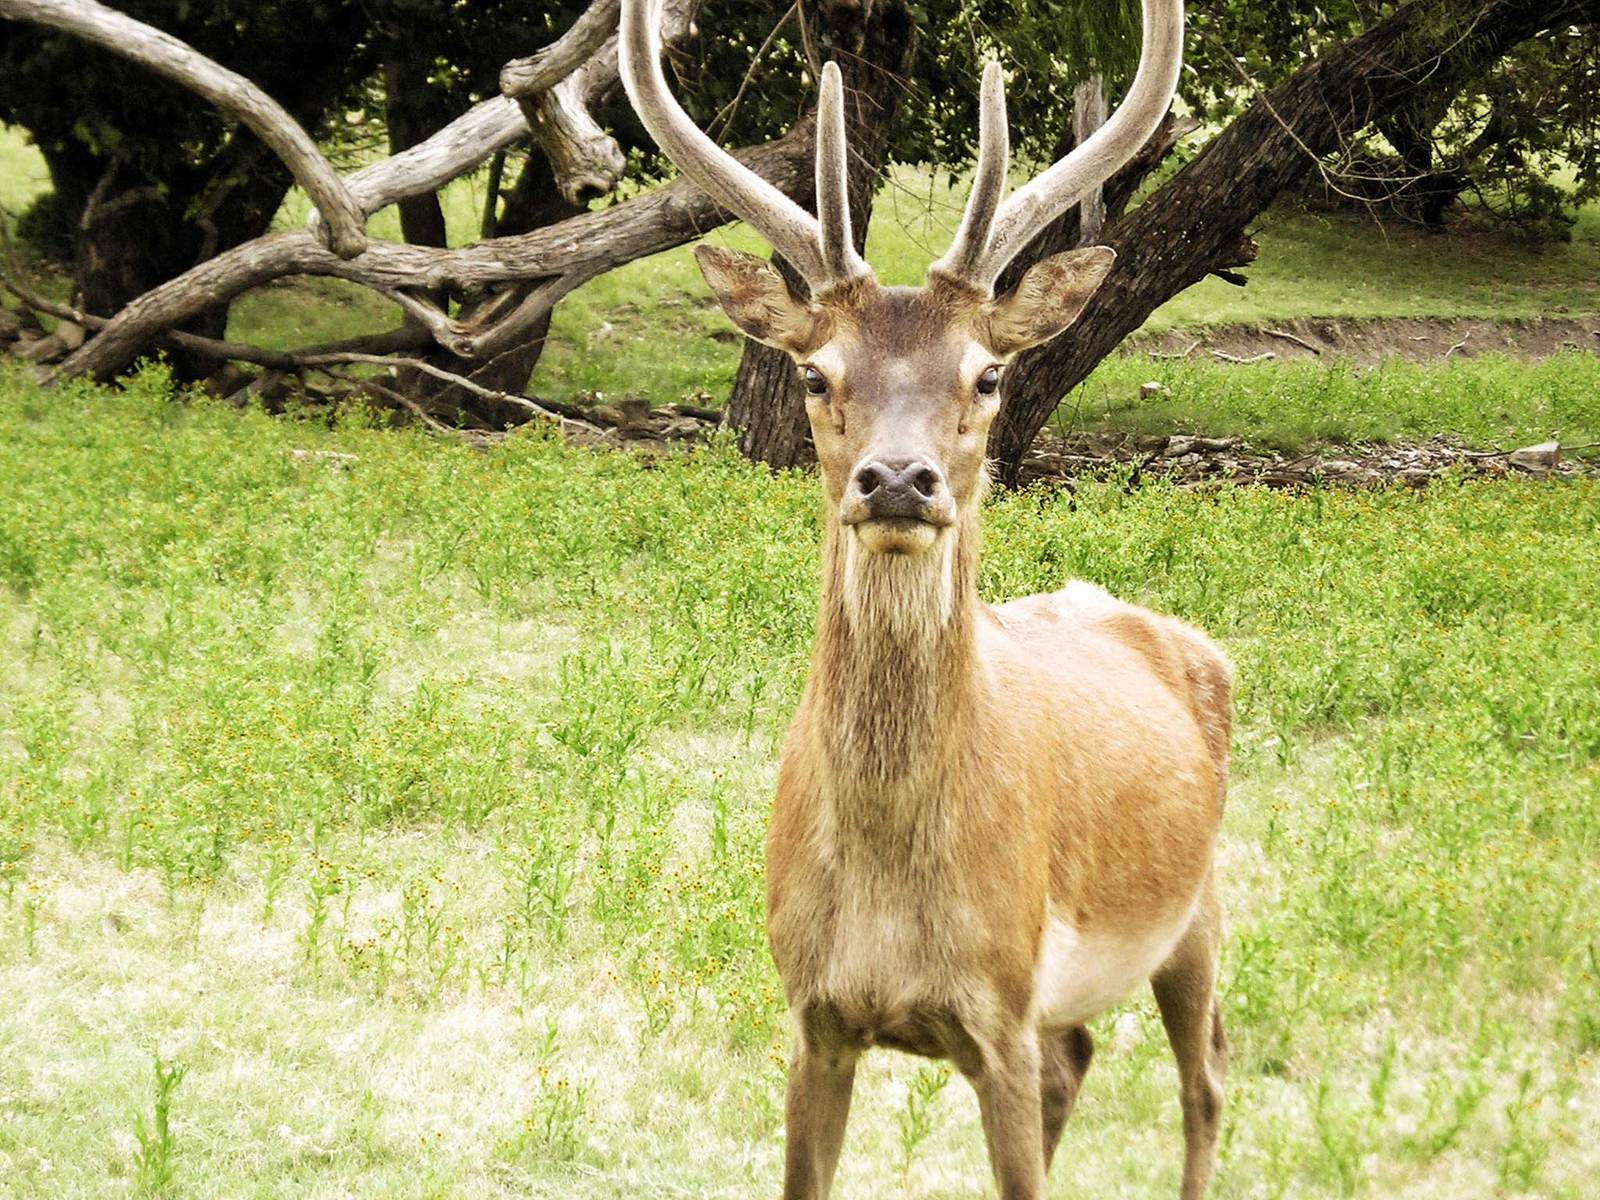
[980, 246, 1116, 355]
[694, 245, 825, 354]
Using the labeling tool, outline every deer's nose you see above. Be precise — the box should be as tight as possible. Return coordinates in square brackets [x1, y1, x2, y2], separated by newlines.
[852, 457, 946, 519]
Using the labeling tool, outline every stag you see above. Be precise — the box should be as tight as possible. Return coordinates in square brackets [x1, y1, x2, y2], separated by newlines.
[621, 1, 1229, 1196]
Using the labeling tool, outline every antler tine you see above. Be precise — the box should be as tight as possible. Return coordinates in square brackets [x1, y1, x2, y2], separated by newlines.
[930, 58, 1010, 287]
[619, 0, 842, 291]
[816, 61, 869, 282]
[955, 0, 1184, 294]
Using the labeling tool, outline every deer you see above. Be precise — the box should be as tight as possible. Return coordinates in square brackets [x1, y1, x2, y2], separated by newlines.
[620, 1, 1229, 1196]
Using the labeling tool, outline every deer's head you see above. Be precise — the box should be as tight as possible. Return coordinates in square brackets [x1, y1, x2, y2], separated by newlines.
[621, 0, 1182, 557]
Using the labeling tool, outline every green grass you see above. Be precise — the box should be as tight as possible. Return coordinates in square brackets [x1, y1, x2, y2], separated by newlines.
[2, 364, 1598, 1197]
[0, 125, 51, 217]
[1058, 352, 1600, 452]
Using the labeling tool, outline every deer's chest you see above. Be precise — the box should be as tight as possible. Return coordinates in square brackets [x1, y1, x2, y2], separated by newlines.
[769, 845, 1003, 1051]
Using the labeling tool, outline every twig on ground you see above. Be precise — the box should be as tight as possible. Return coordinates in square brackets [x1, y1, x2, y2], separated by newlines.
[1148, 339, 1201, 361]
[1264, 328, 1321, 355]
[1212, 350, 1277, 364]
[353, 378, 462, 436]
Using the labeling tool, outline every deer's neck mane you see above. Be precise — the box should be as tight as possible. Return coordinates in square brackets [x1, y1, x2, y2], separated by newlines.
[808, 515, 983, 832]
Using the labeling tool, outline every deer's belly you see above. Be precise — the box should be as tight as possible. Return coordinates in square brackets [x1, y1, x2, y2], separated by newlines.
[1032, 904, 1196, 1030]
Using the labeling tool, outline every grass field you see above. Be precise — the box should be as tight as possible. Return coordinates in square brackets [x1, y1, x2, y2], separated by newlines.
[2, 364, 1597, 1198]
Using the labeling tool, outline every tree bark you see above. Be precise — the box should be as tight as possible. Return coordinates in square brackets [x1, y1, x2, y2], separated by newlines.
[1072, 75, 1107, 243]
[988, 0, 1600, 485]
[724, 0, 917, 468]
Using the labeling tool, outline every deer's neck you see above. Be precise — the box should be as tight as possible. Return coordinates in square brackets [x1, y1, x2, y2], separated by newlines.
[809, 516, 982, 811]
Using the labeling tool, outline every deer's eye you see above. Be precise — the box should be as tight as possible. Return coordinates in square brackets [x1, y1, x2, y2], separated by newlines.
[976, 366, 1002, 396]
[802, 366, 828, 396]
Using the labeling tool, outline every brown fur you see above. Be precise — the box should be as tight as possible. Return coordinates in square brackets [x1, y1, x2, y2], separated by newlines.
[716, 265, 1232, 1200]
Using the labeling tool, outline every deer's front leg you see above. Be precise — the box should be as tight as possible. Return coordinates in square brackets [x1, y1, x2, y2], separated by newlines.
[781, 1014, 859, 1200]
[968, 1027, 1047, 1200]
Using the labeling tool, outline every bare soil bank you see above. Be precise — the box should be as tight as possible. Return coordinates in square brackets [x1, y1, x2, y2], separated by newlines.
[1128, 314, 1600, 366]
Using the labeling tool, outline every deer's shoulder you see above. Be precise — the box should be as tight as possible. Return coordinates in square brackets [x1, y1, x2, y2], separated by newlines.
[990, 581, 1232, 774]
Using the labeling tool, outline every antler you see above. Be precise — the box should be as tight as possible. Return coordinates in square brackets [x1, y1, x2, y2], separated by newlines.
[618, 0, 869, 293]
[932, 0, 1184, 294]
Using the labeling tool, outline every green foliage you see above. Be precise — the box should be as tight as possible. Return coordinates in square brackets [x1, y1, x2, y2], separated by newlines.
[1187, 2, 1600, 238]
[1069, 351, 1600, 451]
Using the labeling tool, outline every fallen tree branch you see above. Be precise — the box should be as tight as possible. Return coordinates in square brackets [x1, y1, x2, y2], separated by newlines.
[1, 266, 429, 365]
[1148, 338, 1201, 361]
[355, 377, 461, 435]
[0, 282, 613, 434]
[38, 0, 729, 391]
[0, 0, 367, 259]
[1265, 327, 1322, 355]
[306, 354, 608, 436]
[49, 117, 817, 382]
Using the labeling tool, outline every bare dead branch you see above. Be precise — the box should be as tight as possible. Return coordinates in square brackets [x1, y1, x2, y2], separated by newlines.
[339, 0, 670, 229]
[0, 0, 368, 258]
[525, 72, 628, 207]
[500, 0, 623, 99]
[1264, 328, 1322, 354]
[1147, 339, 1201, 360]
[51, 117, 817, 382]
[339, 96, 529, 224]
[355, 377, 462, 435]
[301, 354, 605, 434]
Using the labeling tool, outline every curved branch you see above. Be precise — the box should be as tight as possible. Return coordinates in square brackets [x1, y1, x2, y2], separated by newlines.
[526, 73, 628, 207]
[343, 96, 529, 222]
[0, 0, 368, 259]
[512, 1, 697, 213]
[2, 267, 428, 364]
[50, 117, 818, 382]
[335, 0, 669, 224]
[500, 0, 623, 98]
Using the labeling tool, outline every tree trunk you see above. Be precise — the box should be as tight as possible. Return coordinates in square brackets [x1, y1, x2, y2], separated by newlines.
[384, 53, 450, 250]
[37, 136, 290, 379]
[724, 0, 917, 468]
[989, 0, 1599, 485]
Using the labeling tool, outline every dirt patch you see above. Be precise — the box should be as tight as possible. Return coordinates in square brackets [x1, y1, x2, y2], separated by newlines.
[1128, 314, 1600, 367]
[1017, 431, 1595, 490]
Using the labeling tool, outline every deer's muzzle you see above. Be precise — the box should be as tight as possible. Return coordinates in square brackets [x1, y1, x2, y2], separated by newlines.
[842, 456, 956, 532]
